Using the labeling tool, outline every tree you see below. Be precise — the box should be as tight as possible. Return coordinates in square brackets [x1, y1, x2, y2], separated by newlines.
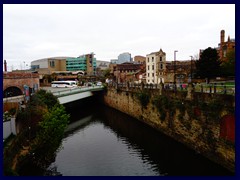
[220, 49, 235, 77]
[34, 89, 59, 109]
[18, 89, 59, 134]
[195, 47, 221, 83]
[29, 104, 69, 168]
[103, 68, 111, 78]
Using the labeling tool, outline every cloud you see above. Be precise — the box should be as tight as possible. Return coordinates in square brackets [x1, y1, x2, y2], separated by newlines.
[3, 4, 235, 69]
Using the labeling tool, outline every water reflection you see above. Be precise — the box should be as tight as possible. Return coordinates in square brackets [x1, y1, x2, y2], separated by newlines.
[47, 103, 232, 176]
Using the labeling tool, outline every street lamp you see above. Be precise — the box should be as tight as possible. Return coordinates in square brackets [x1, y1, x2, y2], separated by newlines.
[189, 56, 193, 83]
[174, 50, 178, 90]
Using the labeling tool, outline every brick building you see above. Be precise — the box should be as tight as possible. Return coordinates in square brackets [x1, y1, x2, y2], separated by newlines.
[164, 60, 195, 84]
[114, 62, 145, 83]
[134, 55, 146, 64]
[217, 30, 235, 62]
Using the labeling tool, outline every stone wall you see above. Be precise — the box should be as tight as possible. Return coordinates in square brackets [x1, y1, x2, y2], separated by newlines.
[103, 87, 235, 172]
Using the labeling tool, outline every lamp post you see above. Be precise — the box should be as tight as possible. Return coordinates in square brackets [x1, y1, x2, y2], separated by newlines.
[174, 50, 178, 90]
[189, 56, 193, 83]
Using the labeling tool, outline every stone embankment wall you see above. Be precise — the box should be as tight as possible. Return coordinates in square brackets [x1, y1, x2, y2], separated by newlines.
[103, 85, 235, 172]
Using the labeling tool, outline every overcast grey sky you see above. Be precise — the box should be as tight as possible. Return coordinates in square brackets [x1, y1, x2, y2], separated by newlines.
[3, 4, 235, 70]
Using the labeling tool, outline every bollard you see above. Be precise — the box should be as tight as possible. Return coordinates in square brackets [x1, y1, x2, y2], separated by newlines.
[186, 83, 193, 100]
[224, 85, 227, 94]
[214, 83, 216, 93]
[159, 82, 164, 95]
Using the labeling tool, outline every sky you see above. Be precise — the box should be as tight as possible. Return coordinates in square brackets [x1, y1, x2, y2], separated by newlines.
[3, 4, 235, 71]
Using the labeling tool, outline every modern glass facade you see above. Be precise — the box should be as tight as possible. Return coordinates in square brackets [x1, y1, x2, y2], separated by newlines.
[66, 54, 97, 75]
[118, 52, 132, 64]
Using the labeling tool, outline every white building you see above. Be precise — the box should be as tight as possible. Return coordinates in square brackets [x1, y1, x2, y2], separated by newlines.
[146, 49, 166, 84]
[96, 60, 110, 70]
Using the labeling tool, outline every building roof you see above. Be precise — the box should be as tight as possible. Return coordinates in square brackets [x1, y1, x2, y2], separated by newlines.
[32, 56, 74, 63]
[147, 48, 166, 56]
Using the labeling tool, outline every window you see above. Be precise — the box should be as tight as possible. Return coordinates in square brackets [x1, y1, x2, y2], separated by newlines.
[148, 65, 149, 70]
[223, 46, 227, 58]
[152, 73, 154, 77]
[160, 57, 162, 61]
[50, 60, 55, 67]
[152, 65, 154, 70]
[223, 50, 227, 57]
[148, 73, 149, 77]
[148, 58, 149, 62]
[152, 57, 154, 62]
[161, 64, 163, 69]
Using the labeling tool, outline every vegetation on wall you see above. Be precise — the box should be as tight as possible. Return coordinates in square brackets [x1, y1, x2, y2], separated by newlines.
[152, 95, 177, 121]
[220, 49, 235, 77]
[4, 89, 70, 175]
[136, 91, 150, 108]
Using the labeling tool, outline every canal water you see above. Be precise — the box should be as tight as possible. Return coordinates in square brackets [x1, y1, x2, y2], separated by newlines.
[43, 97, 231, 176]
[19, 97, 233, 176]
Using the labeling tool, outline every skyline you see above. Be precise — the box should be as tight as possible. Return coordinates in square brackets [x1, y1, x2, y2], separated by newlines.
[3, 4, 235, 71]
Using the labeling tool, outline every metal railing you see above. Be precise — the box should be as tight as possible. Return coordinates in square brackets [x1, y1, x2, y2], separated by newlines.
[107, 82, 235, 95]
[51, 86, 104, 97]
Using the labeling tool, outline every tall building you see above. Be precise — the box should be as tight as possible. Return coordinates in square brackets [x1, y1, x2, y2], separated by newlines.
[118, 52, 132, 64]
[217, 30, 235, 62]
[66, 53, 97, 75]
[146, 49, 166, 84]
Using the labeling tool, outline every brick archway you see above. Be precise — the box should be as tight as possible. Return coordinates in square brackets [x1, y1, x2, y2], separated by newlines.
[3, 86, 23, 98]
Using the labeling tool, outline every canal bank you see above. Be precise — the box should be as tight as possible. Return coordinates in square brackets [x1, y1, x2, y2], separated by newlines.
[103, 86, 235, 172]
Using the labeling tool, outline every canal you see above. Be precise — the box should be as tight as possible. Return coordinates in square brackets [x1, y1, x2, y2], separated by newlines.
[20, 97, 233, 176]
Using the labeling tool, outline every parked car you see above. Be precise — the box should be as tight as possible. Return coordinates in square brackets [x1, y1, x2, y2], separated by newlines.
[85, 82, 93, 87]
[96, 82, 102, 86]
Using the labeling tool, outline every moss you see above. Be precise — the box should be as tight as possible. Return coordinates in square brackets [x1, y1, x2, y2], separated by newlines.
[178, 114, 184, 122]
[136, 91, 150, 108]
[160, 111, 167, 121]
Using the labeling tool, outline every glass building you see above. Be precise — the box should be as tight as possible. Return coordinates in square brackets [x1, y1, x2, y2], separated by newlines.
[118, 52, 132, 64]
[66, 54, 97, 75]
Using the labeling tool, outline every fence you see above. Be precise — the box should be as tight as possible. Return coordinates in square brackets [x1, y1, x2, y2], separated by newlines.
[107, 82, 235, 95]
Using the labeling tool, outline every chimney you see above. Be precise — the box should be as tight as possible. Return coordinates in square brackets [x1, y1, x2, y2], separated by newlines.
[4, 60, 7, 72]
[221, 30, 225, 44]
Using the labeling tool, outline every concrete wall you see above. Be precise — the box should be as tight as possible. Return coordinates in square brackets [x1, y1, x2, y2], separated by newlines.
[103, 87, 235, 172]
[3, 117, 17, 139]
